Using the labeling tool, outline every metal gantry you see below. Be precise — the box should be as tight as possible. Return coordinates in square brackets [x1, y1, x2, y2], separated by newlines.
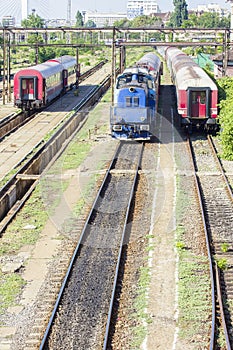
[0, 26, 232, 105]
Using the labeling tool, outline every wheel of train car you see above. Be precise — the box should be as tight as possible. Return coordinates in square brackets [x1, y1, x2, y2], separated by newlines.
[178, 115, 182, 129]
[187, 124, 193, 134]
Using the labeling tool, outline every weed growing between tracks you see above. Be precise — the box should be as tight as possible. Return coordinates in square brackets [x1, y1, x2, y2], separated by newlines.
[130, 263, 152, 349]
[175, 174, 212, 346]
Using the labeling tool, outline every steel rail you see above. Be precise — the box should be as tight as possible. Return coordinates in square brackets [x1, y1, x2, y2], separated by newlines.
[215, 263, 232, 350]
[0, 75, 111, 234]
[207, 135, 233, 201]
[102, 142, 143, 349]
[207, 134, 232, 349]
[186, 136, 216, 350]
[38, 142, 121, 350]
[39, 141, 143, 349]
[0, 62, 107, 141]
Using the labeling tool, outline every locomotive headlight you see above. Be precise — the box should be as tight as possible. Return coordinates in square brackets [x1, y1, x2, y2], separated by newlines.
[129, 87, 135, 92]
[141, 116, 146, 121]
[140, 125, 149, 131]
[113, 125, 122, 131]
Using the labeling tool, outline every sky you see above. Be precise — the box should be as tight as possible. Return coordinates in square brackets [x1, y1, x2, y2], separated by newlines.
[57, 0, 231, 18]
[75, 0, 231, 14]
[0, 0, 231, 24]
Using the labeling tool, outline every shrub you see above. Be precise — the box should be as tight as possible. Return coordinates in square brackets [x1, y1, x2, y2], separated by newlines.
[218, 77, 233, 160]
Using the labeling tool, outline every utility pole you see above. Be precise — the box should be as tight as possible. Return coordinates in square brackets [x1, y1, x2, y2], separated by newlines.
[2, 27, 7, 105]
[67, 0, 71, 25]
[227, 0, 233, 41]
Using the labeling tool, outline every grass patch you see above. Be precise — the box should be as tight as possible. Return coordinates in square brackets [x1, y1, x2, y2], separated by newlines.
[175, 174, 212, 343]
[221, 243, 229, 253]
[0, 186, 48, 255]
[178, 252, 212, 339]
[216, 257, 228, 270]
[130, 265, 152, 349]
[0, 273, 25, 315]
[62, 141, 92, 170]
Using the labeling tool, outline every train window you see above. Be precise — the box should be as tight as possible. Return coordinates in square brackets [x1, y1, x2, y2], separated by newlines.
[117, 78, 126, 88]
[22, 79, 27, 89]
[126, 96, 131, 107]
[192, 92, 197, 103]
[29, 80, 34, 89]
[138, 75, 148, 84]
[117, 76, 132, 88]
[200, 92, 206, 104]
[46, 72, 61, 89]
[133, 97, 139, 107]
[138, 75, 143, 83]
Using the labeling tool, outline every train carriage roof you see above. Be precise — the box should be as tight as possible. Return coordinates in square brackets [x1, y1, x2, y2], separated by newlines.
[167, 47, 217, 91]
[47, 55, 76, 70]
[175, 65, 218, 90]
[136, 52, 161, 72]
[14, 61, 62, 79]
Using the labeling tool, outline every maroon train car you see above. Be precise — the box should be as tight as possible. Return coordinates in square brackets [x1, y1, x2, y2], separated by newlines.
[165, 47, 218, 132]
[14, 56, 77, 111]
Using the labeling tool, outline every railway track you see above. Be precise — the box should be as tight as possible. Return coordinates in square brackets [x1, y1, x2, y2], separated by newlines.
[187, 134, 233, 349]
[0, 73, 111, 234]
[39, 141, 143, 349]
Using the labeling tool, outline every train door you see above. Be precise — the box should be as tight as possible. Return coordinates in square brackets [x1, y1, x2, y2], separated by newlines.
[62, 69, 68, 89]
[20, 77, 37, 100]
[190, 90, 206, 118]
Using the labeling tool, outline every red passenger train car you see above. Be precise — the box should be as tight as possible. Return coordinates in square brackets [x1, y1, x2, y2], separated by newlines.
[14, 55, 78, 111]
[165, 47, 218, 133]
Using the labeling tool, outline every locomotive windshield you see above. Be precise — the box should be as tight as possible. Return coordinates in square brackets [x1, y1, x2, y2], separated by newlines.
[117, 74, 154, 89]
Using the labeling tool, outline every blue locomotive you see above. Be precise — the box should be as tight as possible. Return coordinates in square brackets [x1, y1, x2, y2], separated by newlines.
[110, 52, 162, 140]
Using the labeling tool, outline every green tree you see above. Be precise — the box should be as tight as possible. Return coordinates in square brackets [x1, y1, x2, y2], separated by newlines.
[169, 0, 188, 27]
[113, 15, 163, 40]
[113, 19, 131, 27]
[197, 12, 230, 28]
[182, 13, 198, 28]
[75, 11, 84, 27]
[21, 13, 45, 28]
[21, 12, 45, 59]
[181, 12, 230, 28]
[85, 20, 96, 28]
[131, 15, 162, 27]
[218, 77, 233, 160]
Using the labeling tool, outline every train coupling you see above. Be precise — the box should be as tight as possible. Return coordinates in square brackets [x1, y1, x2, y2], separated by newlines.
[181, 117, 191, 125]
[206, 117, 218, 125]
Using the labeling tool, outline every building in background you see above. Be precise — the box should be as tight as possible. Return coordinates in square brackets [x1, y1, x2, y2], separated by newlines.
[84, 12, 127, 27]
[127, 0, 161, 19]
[0, 0, 230, 27]
[211, 51, 233, 77]
[194, 3, 229, 17]
[2, 15, 16, 27]
[0, 0, 49, 25]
